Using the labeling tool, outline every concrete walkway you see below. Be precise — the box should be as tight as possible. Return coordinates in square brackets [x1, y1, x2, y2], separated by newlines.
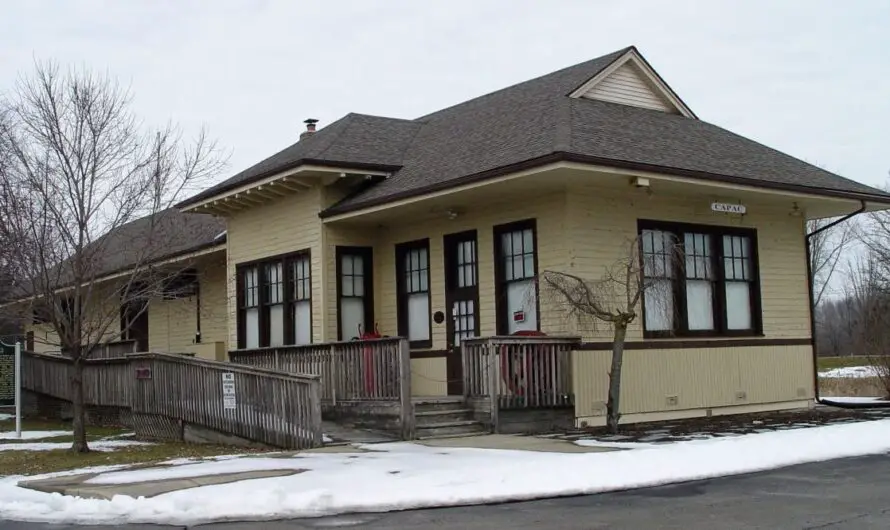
[417, 434, 618, 453]
[16, 434, 618, 500]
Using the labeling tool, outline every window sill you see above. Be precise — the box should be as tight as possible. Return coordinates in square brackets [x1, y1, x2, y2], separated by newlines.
[642, 331, 765, 340]
[409, 340, 433, 350]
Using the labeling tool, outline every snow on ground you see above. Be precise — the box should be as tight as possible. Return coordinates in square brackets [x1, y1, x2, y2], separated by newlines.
[0, 440, 154, 452]
[819, 366, 879, 378]
[4, 419, 890, 525]
[0, 431, 71, 441]
[822, 396, 890, 405]
[0, 414, 13, 421]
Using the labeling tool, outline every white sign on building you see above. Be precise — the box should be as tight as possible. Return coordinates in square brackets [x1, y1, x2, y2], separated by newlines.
[711, 202, 746, 215]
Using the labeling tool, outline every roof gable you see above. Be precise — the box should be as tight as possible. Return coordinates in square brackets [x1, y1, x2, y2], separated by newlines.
[569, 49, 696, 118]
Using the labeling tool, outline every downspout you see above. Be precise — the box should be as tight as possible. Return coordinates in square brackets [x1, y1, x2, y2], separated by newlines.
[806, 200, 866, 404]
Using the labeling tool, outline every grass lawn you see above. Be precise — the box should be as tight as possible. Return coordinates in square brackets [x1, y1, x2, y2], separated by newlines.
[0, 417, 276, 476]
[817, 356, 872, 371]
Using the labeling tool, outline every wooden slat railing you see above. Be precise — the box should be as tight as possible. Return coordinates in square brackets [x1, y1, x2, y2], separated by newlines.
[21, 352, 131, 407]
[129, 353, 322, 449]
[56, 340, 139, 359]
[462, 336, 580, 430]
[230, 337, 414, 439]
[20, 350, 323, 449]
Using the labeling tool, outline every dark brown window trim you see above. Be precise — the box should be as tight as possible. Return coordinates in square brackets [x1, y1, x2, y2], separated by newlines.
[638, 219, 763, 339]
[235, 249, 312, 349]
[493, 219, 541, 336]
[335, 246, 375, 341]
[576, 338, 812, 350]
[395, 239, 432, 349]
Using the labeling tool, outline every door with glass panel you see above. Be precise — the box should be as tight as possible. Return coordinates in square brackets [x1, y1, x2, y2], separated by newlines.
[444, 231, 480, 395]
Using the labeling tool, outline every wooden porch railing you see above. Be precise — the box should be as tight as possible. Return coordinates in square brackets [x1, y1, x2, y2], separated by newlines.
[56, 339, 140, 359]
[229, 337, 414, 439]
[20, 350, 323, 449]
[129, 353, 322, 449]
[462, 336, 579, 430]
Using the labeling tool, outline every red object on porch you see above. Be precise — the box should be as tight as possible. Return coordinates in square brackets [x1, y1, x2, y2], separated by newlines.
[500, 330, 548, 396]
[358, 323, 382, 395]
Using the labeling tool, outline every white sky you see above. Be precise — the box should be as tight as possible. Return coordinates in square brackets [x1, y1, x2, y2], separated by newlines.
[2, 0, 888, 190]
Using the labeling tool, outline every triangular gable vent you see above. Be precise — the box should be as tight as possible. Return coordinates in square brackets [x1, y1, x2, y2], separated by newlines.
[570, 49, 696, 118]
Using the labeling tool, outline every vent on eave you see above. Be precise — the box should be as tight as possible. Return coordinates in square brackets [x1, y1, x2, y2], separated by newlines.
[581, 62, 676, 113]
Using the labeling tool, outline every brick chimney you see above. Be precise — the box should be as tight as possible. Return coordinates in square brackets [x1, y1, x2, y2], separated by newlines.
[300, 118, 318, 140]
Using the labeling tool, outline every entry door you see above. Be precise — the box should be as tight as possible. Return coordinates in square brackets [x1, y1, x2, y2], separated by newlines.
[444, 231, 480, 395]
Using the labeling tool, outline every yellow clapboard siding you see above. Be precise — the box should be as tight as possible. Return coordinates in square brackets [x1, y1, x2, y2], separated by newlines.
[572, 344, 814, 421]
[226, 188, 324, 346]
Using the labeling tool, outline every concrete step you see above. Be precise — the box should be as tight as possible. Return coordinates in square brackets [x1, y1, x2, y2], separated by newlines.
[415, 420, 487, 439]
[415, 408, 474, 426]
[413, 400, 469, 414]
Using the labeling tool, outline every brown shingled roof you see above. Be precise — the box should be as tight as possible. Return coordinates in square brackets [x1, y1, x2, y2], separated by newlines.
[178, 46, 890, 215]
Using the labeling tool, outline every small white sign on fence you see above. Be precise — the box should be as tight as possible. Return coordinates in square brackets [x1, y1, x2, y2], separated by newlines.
[221, 372, 236, 410]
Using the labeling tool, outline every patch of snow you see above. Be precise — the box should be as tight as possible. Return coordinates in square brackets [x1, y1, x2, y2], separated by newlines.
[819, 366, 879, 378]
[0, 440, 153, 452]
[822, 396, 890, 405]
[323, 434, 333, 443]
[0, 431, 71, 441]
[0, 413, 14, 421]
[573, 439, 661, 449]
[4, 420, 890, 525]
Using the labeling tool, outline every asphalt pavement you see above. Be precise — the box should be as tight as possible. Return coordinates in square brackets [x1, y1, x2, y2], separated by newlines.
[3, 453, 889, 529]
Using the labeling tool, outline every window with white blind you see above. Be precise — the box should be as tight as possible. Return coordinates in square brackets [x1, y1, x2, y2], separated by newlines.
[639, 220, 761, 337]
[337, 247, 374, 341]
[494, 220, 539, 335]
[236, 251, 312, 349]
[291, 255, 312, 345]
[396, 239, 431, 347]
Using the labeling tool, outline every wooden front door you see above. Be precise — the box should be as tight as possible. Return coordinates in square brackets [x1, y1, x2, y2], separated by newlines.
[444, 230, 480, 395]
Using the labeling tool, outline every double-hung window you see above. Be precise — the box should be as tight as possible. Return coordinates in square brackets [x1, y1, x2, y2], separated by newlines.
[494, 220, 539, 334]
[337, 247, 374, 341]
[237, 251, 312, 349]
[639, 221, 761, 337]
[291, 255, 312, 345]
[396, 239, 431, 347]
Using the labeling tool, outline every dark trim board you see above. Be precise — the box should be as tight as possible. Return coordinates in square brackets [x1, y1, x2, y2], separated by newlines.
[410, 349, 449, 359]
[576, 338, 813, 351]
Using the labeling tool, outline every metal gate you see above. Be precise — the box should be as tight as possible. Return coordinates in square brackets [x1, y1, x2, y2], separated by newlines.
[0, 341, 13, 406]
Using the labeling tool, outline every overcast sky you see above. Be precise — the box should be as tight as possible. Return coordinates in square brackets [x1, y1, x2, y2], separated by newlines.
[2, 0, 888, 190]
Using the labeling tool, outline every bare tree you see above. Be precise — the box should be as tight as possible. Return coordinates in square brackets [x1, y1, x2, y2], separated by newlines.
[541, 235, 676, 433]
[0, 61, 224, 452]
[808, 217, 858, 309]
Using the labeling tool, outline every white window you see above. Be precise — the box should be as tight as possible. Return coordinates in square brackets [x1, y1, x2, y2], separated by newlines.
[723, 235, 754, 330]
[641, 229, 675, 332]
[339, 251, 370, 340]
[398, 242, 431, 345]
[243, 266, 260, 348]
[292, 255, 312, 345]
[496, 223, 538, 334]
[265, 262, 285, 347]
[237, 252, 312, 349]
[640, 222, 759, 337]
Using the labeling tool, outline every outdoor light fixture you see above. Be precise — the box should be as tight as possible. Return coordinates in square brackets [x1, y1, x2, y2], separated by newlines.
[790, 202, 803, 217]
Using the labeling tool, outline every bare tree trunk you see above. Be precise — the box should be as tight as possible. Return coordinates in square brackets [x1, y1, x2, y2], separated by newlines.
[70, 358, 89, 453]
[607, 322, 627, 434]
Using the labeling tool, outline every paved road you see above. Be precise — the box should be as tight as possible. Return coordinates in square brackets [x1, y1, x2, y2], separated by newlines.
[3, 454, 889, 529]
